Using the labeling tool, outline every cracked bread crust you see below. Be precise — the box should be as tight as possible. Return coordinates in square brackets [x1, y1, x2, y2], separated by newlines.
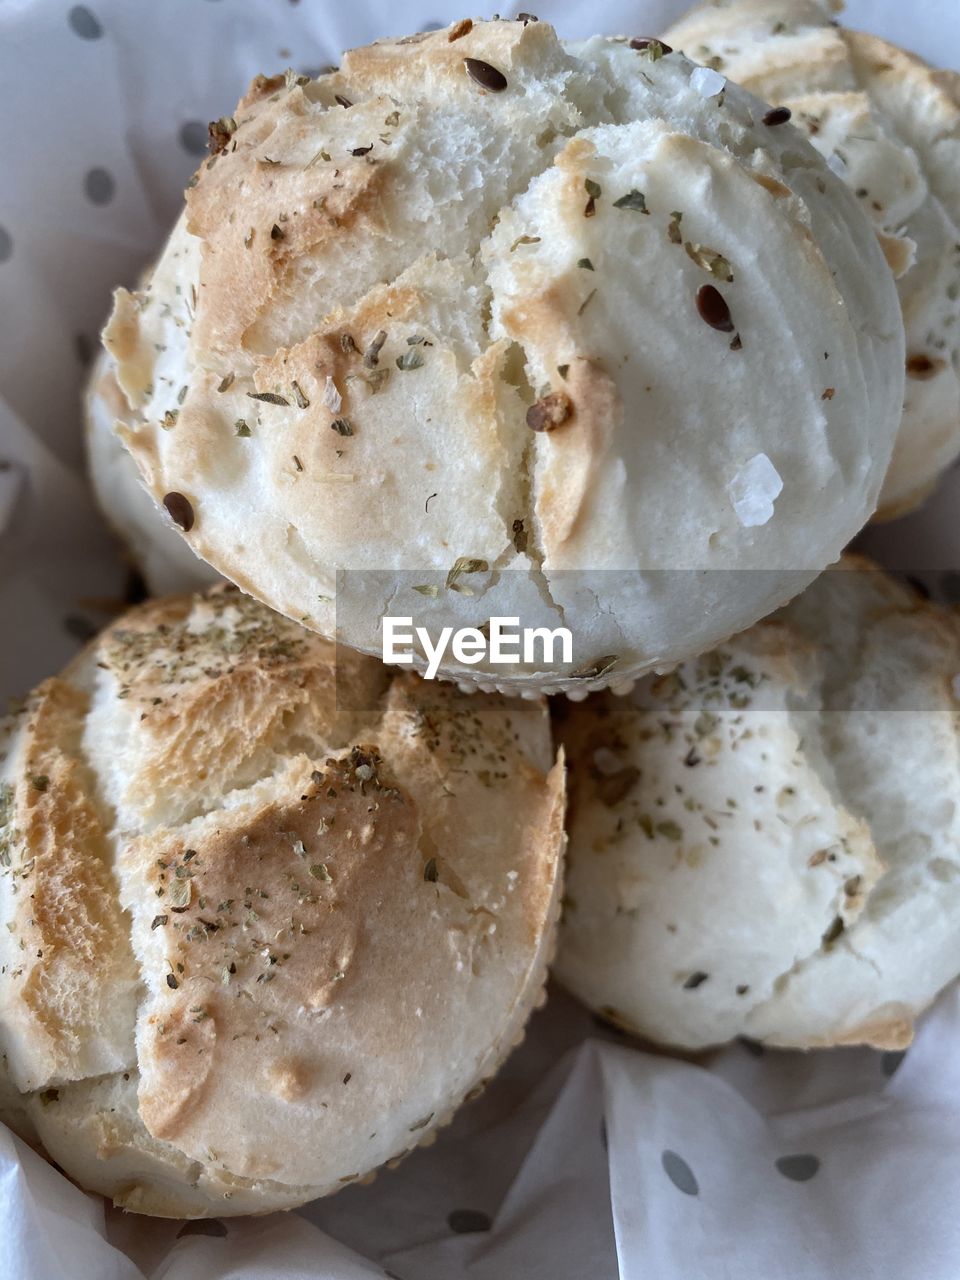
[0, 586, 564, 1215]
[665, 0, 960, 519]
[554, 555, 960, 1051]
[102, 17, 902, 693]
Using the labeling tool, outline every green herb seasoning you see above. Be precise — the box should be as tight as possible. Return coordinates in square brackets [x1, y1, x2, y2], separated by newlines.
[247, 391, 290, 406]
[630, 37, 672, 59]
[364, 330, 387, 367]
[685, 242, 734, 282]
[613, 190, 649, 213]
[446, 557, 489, 589]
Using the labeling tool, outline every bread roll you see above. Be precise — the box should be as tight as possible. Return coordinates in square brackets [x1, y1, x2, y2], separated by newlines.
[665, 0, 960, 519]
[103, 18, 902, 693]
[555, 556, 960, 1051]
[85, 351, 220, 595]
[0, 586, 564, 1216]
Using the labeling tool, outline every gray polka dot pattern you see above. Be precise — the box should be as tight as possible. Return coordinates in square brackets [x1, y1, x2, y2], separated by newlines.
[179, 120, 208, 156]
[68, 5, 103, 39]
[84, 167, 115, 205]
[775, 1154, 820, 1182]
[662, 1150, 699, 1196]
[448, 1209, 492, 1233]
[0, 225, 11, 264]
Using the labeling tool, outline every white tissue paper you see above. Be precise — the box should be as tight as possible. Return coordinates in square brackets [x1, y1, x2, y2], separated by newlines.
[1, 1, 959, 1277]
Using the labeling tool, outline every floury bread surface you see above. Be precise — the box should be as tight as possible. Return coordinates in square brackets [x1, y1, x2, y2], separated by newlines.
[85, 351, 220, 595]
[0, 587, 564, 1215]
[555, 557, 960, 1051]
[666, 0, 960, 518]
[103, 18, 903, 692]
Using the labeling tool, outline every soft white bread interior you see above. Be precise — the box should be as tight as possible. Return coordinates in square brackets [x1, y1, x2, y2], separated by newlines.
[103, 17, 902, 693]
[85, 350, 220, 595]
[665, 0, 960, 518]
[555, 555, 960, 1051]
[0, 587, 564, 1215]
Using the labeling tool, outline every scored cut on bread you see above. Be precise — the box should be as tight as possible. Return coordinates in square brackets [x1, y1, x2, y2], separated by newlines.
[555, 555, 960, 1052]
[665, 0, 960, 519]
[100, 17, 903, 693]
[0, 585, 564, 1216]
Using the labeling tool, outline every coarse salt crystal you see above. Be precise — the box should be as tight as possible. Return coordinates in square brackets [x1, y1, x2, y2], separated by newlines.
[691, 66, 726, 98]
[322, 375, 342, 413]
[729, 453, 784, 528]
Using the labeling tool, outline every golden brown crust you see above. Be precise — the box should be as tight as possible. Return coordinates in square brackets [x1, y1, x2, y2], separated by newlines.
[788, 1005, 916, 1052]
[83, 585, 390, 825]
[134, 747, 419, 1150]
[0, 681, 139, 1091]
[183, 19, 551, 363]
[103, 18, 903, 693]
[186, 97, 388, 359]
[4, 584, 564, 1212]
[338, 18, 551, 96]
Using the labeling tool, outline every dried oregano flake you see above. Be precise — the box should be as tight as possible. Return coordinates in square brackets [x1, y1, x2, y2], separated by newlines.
[613, 190, 649, 213]
[685, 242, 734, 282]
[396, 348, 425, 371]
[247, 390, 290, 406]
[446, 557, 489, 590]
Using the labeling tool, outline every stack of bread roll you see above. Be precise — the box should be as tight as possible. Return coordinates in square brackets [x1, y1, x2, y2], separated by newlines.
[3, 5, 959, 1217]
